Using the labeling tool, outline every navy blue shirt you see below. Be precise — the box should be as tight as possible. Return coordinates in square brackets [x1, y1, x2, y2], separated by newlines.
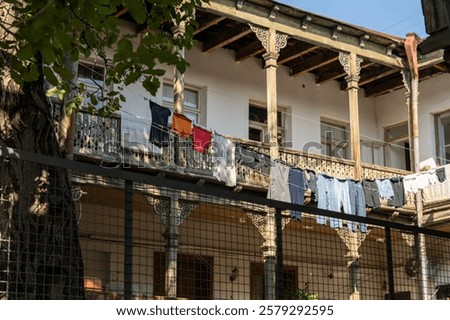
[149, 101, 171, 147]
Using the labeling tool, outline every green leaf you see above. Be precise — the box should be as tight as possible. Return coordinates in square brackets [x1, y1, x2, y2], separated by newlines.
[53, 66, 75, 82]
[123, 0, 147, 24]
[45, 87, 59, 97]
[43, 66, 59, 86]
[117, 38, 133, 59]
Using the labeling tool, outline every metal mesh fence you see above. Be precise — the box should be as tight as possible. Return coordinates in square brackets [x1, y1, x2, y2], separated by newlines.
[1, 149, 450, 300]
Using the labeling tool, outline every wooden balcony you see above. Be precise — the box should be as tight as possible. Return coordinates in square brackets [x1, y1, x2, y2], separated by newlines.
[73, 110, 415, 213]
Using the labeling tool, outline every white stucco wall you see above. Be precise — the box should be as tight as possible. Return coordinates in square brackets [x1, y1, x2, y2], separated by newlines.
[91, 22, 450, 169]
[375, 73, 450, 168]
[117, 43, 381, 162]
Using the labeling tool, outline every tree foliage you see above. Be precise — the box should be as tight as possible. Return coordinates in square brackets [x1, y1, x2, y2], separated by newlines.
[0, 0, 204, 115]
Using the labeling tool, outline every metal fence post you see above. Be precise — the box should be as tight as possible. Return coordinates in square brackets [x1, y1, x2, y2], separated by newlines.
[276, 208, 284, 299]
[385, 227, 395, 299]
[124, 179, 133, 299]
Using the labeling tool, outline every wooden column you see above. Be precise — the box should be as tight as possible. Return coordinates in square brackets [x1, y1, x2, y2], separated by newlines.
[172, 7, 186, 114]
[250, 25, 287, 159]
[336, 229, 370, 300]
[339, 52, 363, 179]
[246, 210, 290, 300]
[146, 194, 197, 299]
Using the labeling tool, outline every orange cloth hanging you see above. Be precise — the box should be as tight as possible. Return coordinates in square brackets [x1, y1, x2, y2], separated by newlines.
[172, 112, 192, 138]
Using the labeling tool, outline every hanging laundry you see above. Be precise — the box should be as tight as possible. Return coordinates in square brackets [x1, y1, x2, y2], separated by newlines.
[235, 144, 271, 175]
[192, 125, 212, 153]
[120, 111, 151, 152]
[376, 179, 395, 200]
[172, 112, 192, 138]
[288, 168, 305, 221]
[212, 133, 236, 187]
[422, 164, 450, 203]
[387, 177, 405, 207]
[348, 180, 367, 233]
[317, 174, 350, 228]
[436, 166, 446, 183]
[403, 170, 439, 194]
[304, 170, 318, 202]
[267, 161, 291, 203]
[149, 100, 171, 147]
[362, 179, 381, 208]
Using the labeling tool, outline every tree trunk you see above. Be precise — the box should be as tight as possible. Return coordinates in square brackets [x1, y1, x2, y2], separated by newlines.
[0, 77, 85, 299]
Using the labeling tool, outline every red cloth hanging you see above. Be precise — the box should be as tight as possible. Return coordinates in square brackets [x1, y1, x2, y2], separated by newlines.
[192, 125, 211, 153]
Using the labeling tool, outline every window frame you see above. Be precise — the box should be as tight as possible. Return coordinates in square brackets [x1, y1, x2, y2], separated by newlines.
[77, 60, 107, 110]
[435, 110, 450, 165]
[153, 252, 213, 299]
[320, 118, 349, 159]
[248, 101, 287, 145]
[162, 81, 205, 126]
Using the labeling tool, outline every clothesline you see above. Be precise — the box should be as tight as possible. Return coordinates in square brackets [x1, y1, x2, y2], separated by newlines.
[119, 101, 450, 225]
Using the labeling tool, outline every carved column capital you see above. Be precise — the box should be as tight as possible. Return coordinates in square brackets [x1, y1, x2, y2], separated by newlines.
[262, 52, 280, 68]
[249, 24, 287, 54]
[177, 199, 198, 226]
[245, 210, 290, 239]
[401, 232, 415, 247]
[245, 210, 267, 238]
[339, 51, 363, 77]
[336, 228, 371, 259]
[146, 195, 198, 226]
[146, 195, 171, 226]
[71, 185, 86, 202]
[147, 195, 197, 226]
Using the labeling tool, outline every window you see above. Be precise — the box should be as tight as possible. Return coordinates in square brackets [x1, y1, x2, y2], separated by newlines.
[77, 61, 106, 109]
[248, 103, 286, 145]
[320, 119, 348, 159]
[384, 121, 410, 170]
[250, 262, 298, 299]
[154, 252, 213, 299]
[162, 83, 203, 125]
[435, 111, 450, 165]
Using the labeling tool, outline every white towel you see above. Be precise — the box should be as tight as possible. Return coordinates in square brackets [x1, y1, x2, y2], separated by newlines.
[120, 111, 152, 152]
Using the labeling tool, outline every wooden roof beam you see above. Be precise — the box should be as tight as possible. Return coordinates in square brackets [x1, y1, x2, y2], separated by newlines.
[365, 66, 442, 97]
[278, 42, 319, 65]
[202, 0, 404, 68]
[340, 65, 399, 90]
[235, 40, 265, 62]
[202, 24, 252, 53]
[315, 62, 346, 84]
[115, 7, 128, 18]
[290, 51, 338, 78]
[364, 75, 404, 97]
[432, 63, 450, 73]
[194, 16, 227, 35]
[359, 66, 399, 86]
[317, 61, 374, 84]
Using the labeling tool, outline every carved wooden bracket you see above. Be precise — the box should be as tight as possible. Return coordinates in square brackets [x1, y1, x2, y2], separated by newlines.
[146, 195, 197, 226]
[245, 210, 290, 240]
[249, 24, 288, 53]
[339, 51, 363, 77]
[336, 228, 371, 258]
[401, 232, 415, 247]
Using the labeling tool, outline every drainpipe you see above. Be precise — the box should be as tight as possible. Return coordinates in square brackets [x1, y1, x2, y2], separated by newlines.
[405, 33, 430, 300]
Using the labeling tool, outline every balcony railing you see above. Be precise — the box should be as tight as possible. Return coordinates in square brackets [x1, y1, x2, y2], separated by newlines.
[73, 110, 412, 192]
